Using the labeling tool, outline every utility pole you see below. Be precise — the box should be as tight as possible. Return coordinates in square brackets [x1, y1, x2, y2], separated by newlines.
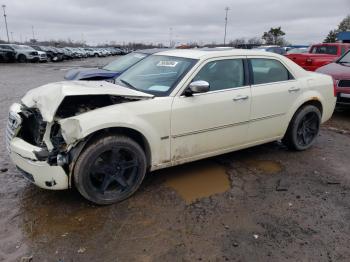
[169, 27, 173, 48]
[224, 7, 230, 46]
[2, 5, 10, 43]
[31, 25, 35, 41]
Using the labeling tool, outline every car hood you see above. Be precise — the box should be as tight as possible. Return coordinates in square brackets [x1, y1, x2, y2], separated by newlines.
[21, 81, 154, 122]
[316, 62, 350, 79]
[64, 68, 120, 80]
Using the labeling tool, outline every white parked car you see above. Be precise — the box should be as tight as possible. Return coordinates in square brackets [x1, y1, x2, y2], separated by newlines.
[6, 49, 336, 204]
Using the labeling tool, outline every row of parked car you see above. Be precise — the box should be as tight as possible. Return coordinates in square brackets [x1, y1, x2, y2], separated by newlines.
[0, 44, 127, 63]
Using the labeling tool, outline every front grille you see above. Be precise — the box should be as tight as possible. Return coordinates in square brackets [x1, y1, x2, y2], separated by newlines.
[6, 111, 22, 153]
[18, 108, 46, 147]
[40, 54, 46, 58]
[338, 80, 350, 88]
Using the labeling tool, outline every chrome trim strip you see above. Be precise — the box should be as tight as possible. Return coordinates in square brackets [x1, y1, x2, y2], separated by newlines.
[250, 113, 284, 123]
[172, 113, 285, 139]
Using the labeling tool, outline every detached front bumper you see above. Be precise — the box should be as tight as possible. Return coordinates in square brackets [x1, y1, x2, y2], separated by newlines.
[10, 138, 69, 190]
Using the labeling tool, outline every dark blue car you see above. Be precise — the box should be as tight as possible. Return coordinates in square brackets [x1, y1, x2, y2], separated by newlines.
[64, 49, 165, 81]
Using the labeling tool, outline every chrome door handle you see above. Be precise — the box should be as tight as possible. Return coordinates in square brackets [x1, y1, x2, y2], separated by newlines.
[233, 95, 249, 101]
[288, 87, 300, 93]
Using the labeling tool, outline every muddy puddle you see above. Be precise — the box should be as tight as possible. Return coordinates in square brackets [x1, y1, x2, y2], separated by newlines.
[243, 159, 283, 174]
[162, 160, 230, 204]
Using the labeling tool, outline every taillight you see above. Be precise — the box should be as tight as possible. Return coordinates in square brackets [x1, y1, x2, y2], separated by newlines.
[333, 78, 337, 97]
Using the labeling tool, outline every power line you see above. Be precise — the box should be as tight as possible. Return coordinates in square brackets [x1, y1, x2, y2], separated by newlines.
[2, 5, 10, 43]
[224, 6, 230, 46]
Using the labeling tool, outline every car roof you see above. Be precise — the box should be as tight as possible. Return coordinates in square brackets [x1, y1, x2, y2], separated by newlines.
[136, 48, 170, 54]
[155, 48, 283, 59]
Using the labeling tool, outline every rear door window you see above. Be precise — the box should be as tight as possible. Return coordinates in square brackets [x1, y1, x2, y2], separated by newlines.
[250, 58, 293, 85]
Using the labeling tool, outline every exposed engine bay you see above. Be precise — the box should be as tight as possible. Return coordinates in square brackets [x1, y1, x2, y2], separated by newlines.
[55, 95, 138, 118]
[13, 94, 144, 168]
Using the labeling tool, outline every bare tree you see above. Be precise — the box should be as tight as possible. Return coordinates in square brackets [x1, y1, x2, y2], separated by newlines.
[247, 37, 262, 45]
[229, 38, 246, 46]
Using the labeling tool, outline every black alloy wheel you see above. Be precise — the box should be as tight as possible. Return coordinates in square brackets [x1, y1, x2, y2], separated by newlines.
[296, 112, 320, 147]
[282, 105, 321, 151]
[74, 135, 147, 205]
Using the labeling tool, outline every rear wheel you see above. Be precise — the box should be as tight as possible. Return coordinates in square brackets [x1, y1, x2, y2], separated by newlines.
[74, 135, 147, 205]
[282, 105, 321, 151]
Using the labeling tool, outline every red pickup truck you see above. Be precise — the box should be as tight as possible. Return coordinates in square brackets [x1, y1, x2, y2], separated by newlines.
[286, 43, 350, 71]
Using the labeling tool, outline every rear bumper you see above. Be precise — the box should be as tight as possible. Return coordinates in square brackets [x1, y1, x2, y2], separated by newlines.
[39, 56, 48, 62]
[10, 137, 69, 190]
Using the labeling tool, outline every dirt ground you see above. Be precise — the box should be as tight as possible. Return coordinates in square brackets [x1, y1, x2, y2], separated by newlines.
[0, 57, 349, 262]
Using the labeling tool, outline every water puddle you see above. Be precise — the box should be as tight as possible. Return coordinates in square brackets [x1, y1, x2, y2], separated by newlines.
[163, 160, 230, 204]
[244, 160, 283, 174]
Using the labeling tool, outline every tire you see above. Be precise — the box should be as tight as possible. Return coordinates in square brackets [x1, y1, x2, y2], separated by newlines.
[74, 135, 147, 205]
[282, 105, 321, 151]
[17, 54, 27, 63]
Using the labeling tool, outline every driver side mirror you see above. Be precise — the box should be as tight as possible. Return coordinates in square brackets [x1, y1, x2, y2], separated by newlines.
[185, 80, 210, 96]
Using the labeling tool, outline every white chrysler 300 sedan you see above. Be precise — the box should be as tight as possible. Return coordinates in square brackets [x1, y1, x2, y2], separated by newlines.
[6, 49, 336, 204]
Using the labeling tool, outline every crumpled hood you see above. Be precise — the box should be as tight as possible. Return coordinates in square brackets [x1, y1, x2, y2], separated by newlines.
[21, 81, 153, 122]
[64, 68, 120, 80]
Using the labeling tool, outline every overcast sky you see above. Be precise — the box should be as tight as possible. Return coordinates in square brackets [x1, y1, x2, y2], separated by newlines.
[0, 0, 349, 46]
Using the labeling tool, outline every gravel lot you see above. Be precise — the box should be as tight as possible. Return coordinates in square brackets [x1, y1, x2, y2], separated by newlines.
[0, 57, 350, 262]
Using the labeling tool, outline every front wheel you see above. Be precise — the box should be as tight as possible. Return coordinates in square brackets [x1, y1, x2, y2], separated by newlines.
[17, 54, 27, 63]
[74, 135, 147, 205]
[282, 105, 321, 151]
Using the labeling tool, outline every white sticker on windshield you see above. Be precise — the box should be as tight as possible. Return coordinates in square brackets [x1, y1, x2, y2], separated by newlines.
[148, 85, 170, 91]
[157, 61, 179, 67]
[134, 54, 147, 59]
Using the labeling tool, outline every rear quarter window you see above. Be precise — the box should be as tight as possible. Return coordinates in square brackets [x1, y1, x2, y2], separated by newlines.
[250, 58, 293, 85]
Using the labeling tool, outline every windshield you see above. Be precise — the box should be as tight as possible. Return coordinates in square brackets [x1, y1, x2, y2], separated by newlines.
[115, 55, 197, 96]
[338, 51, 350, 63]
[103, 52, 148, 72]
[311, 45, 337, 55]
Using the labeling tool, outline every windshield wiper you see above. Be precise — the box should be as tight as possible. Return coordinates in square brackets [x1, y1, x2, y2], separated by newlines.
[119, 79, 137, 90]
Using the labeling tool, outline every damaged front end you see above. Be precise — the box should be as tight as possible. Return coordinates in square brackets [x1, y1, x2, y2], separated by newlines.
[6, 103, 69, 189]
[7, 81, 153, 190]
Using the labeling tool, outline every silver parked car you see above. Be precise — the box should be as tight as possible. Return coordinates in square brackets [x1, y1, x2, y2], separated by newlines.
[0, 44, 39, 62]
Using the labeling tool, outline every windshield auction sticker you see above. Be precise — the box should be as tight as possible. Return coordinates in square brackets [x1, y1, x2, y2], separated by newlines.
[157, 61, 179, 67]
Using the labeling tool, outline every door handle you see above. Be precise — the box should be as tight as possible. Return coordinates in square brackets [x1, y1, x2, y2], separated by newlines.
[233, 95, 249, 101]
[288, 87, 300, 93]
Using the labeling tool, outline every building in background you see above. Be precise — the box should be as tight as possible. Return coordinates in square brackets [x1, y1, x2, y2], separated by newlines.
[337, 31, 350, 43]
